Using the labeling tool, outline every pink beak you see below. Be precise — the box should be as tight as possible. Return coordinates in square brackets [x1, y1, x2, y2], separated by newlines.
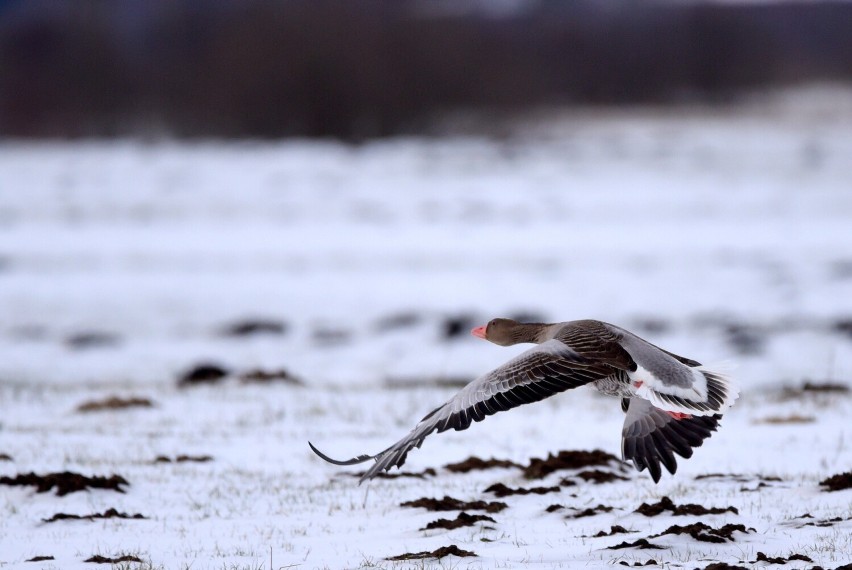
[471, 325, 487, 339]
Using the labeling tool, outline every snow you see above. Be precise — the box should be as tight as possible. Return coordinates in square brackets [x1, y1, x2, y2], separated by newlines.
[1, 94, 852, 569]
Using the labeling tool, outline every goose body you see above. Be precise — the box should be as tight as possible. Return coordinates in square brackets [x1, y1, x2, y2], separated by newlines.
[310, 318, 738, 483]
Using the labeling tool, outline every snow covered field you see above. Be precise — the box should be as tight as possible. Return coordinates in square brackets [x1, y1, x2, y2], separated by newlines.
[1, 92, 852, 569]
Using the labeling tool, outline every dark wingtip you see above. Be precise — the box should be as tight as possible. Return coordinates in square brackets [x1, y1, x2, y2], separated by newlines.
[308, 441, 375, 466]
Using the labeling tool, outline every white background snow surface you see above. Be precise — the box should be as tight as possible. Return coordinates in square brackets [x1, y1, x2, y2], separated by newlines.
[1, 92, 852, 569]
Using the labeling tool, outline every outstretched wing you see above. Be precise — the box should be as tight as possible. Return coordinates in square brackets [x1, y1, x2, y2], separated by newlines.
[310, 339, 623, 483]
[621, 397, 721, 483]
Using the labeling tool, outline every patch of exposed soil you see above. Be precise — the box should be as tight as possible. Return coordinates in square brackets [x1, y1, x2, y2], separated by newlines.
[421, 512, 496, 531]
[567, 504, 614, 519]
[576, 469, 629, 484]
[154, 455, 213, 463]
[752, 552, 813, 564]
[443, 456, 522, 473]
[401, 496, 507, 513]
[43, 508, 146, 523]
[484, 482, 560, 497]
[593, 525, 634, 537]
[523, 449, 622, 479]
[441, 314, 479, 340]
[238, 368, 303, 385]
[607, 538, 665, 550]
[220, 318, 287, 337]
[635, 496, 737, 517]
[26, 556, 54, 562]
[802, 381, 850, 393]
[178, 363, 229, 386]
[0, 472, 128, 496]
[618, 561, 658, 567]
[76, 396, 154, 412]
[700, 564, 748, 570]
[84, 555, 143, 564]
[357, 468, 435, 480]
[386, 545, 476, 560]
[64, 331, 121, 350]
[820, 471, 852, 491]
[0, 453, 12, 461]
[374, 311, 422, 332]
[651, 522, 753, 543]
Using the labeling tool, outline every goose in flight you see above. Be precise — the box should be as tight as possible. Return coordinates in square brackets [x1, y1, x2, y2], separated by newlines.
[309, 318, 738, 483]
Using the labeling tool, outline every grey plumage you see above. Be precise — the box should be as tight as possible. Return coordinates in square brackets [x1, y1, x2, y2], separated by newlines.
[310, 319, 738, 483]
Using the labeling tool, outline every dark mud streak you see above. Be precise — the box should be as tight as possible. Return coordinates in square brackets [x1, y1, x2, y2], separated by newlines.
[607, 538, 665, 550]
[386, 545, 477, 560]
[484, 482, 560, 497]
[752, 552, 813, 564]
[421, 512, 496, 531]
[443, 456, 523, 473]
[576, 469, 629, 484]
[154, 455, 214, 463]
[220, 319, 287, 337]
[76, 396, 154, 412]
[568, 504, 615, 519]
[820, 471, 852, 492]
[0, 472, 129, 496]
[238, 368, 303, 385]
[635, 496, 737, 516]
[43, 508, 146, 523]
[178, 363, 229, 386]
[593, 525, 634, 537]
[356, 468, 435, 480]
[84, 555, 143, 564]
[401, 496, 508, 513]
[25, 556, 54, 562]
[651, 522, 753, 543]
[523, 449, 623, 479]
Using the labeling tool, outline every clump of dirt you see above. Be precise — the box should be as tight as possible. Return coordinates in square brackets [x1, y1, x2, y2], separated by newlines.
[0, 453, 12, 461]
[651, 522, 753, 543]
[567, 504, 614, 519]
[753, 552, 813, 564]
[576, 469, 629, 484]
[421, 512, 496, 531]
[484, 482, 560, 497]
[43, 508, 146, 523]
[84, 555, 143, 564]
[820, 471, 852, 491]
[0, 471, 128, 496]
[238, 368, 303, 385]
[76, 396, 154, 413]
[441, 314, 478, 340]
[374, 311, 422, 333]
[701, 564, 748, 570]
[593, 525, 634, 537]
[64, 331, 121, 350]
[178, 363, 229, 386]
[523, 449, 622, 479]
[154, 455, 213, 463]
[443, 456, 522, 473]
[635, 496, 737, 516]
[356, 468, 435, 480]
[607, 538, 665, 550]
[26, 556, 54, 562]
[220, 318, 287, 337]
[400, 496, 507, 513]
[802, 381, 850, 393]
[545, 504, 564, 513]
[386, 545, 476, 560]
[618, 561, 658, 567]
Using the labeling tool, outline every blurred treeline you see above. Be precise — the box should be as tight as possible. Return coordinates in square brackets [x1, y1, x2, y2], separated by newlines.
[1, 0, 851, 139]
